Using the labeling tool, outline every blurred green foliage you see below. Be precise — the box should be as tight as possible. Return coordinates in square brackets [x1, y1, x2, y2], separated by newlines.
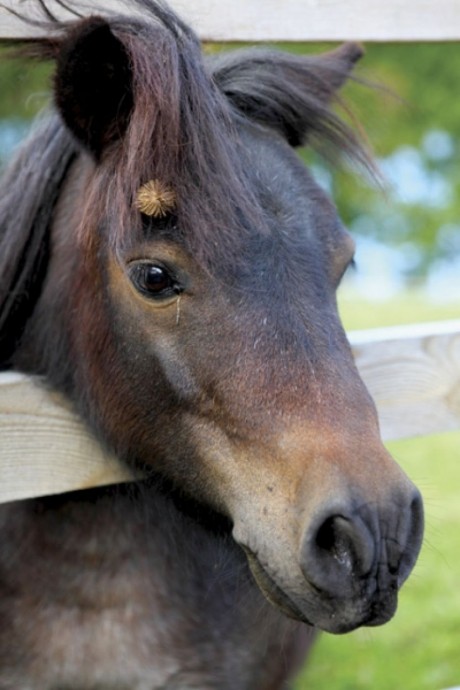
[306, 43, 460, 279]
[0, 48, 52, 119]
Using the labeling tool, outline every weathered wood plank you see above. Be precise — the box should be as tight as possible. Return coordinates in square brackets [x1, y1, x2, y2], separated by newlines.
[0, 0, 458, 42]
[1, 320, 460, 504]
[0, 372, 135, 504]
[349, 319, 460, 442]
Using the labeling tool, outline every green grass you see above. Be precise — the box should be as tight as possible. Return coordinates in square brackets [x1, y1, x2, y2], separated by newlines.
[294, 291, 460, 690]
[339, 288, 460, 331]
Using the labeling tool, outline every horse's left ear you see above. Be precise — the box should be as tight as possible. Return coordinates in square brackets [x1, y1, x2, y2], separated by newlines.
[54, 17, 134, 159]
[214, 42, 364, 148]
[310, 43, 364, 100]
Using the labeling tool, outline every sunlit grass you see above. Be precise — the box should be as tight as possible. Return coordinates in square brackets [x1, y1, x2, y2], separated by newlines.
[339, 287, 460, 331]
[295, 291, 460, 690]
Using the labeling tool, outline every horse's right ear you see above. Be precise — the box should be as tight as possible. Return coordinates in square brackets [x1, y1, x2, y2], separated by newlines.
[54, 17, 134, 159]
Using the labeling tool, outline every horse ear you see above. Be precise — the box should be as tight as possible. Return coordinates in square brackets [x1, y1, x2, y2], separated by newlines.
[310, 42, 364, 100]
[54, 17, 133, 159]
[213, 42, 364, 147]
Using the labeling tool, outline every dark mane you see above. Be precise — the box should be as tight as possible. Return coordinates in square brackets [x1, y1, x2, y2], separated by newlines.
[0, 0, 373, 367]
[0, 116, 76, 366]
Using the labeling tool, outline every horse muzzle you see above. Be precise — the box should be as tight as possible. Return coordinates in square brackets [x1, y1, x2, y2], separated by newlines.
[234, 484, 424, 634]
[183, 407, 424, 633]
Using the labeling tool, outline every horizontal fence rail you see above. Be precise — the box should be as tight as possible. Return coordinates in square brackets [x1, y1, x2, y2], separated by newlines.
[349, 320, 460, 441]
[0, 0, 459, 42]
[1, 320, 460, 505]
[0, 372, 135, 505]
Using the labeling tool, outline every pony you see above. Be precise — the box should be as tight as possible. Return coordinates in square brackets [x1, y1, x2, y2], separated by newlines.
[0, 1, 423, 688]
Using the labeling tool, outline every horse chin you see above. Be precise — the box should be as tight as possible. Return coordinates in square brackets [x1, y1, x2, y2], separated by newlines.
[243, 548, 398, 634]
[243, 549, 313, 625]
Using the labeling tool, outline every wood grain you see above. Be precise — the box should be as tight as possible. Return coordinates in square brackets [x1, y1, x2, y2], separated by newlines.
[0, 0, 458, 42]
[1, 320, 460, 503]
[0, 372, 134, 504]
[350, 320, 460, 441]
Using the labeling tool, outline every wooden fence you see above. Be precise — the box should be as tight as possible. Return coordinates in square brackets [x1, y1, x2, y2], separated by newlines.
[0, 0, 459, 504]
[0, 0, 459, 41]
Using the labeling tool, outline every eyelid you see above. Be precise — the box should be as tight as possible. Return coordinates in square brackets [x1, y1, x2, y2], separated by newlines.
[348, 257, 357, 272]
[335, 254, 356, 288]
[335, 228, 356, 284]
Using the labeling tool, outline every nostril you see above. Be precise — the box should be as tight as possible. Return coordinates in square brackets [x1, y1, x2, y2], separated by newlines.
[315, 516, 355, 572]
[301, 511, 376, 596]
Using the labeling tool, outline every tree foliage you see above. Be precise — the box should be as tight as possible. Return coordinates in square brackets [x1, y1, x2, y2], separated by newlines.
[312, 42, 460, 280]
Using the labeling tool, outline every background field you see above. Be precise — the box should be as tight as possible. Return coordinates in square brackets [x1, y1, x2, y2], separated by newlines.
[295, 293, 460, 690]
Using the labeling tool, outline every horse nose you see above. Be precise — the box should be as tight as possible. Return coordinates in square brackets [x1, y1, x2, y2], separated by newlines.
[300, 489, 424, 598]
[394, 488, 424, 586]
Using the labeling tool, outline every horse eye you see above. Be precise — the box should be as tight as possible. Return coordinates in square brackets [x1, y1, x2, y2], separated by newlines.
[130, 263, 180, 298]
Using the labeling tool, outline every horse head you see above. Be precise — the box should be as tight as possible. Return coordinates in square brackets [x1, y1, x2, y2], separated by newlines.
[4, 1, 423, 635]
